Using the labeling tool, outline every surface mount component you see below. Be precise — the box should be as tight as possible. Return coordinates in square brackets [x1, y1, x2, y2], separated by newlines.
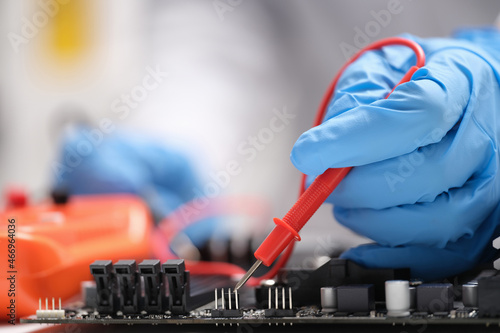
[416, 283, 454, 313]
[462, 283, 478, 308]
[336, 284, 375, 314]
[320, 287, 337, 313]
[385, 280, 410, 317]
[478, 275, 500, 317]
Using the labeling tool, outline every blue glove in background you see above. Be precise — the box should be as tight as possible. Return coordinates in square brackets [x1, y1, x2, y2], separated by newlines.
[53, 128, 217, 247]
[291, 28, 500, 281]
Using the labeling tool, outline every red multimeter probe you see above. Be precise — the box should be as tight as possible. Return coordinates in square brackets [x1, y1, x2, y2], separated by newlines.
[235, 37, 426, 290]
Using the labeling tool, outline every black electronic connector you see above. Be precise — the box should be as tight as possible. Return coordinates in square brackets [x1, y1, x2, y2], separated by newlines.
[138, 259, 165, 313]
[90, 260, 118, 314]
[114, 260, 141, 314]
[162, 259, 188, 315]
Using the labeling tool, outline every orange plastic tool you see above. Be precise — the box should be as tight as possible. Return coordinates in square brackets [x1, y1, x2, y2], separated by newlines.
[0, 194, 153, 321]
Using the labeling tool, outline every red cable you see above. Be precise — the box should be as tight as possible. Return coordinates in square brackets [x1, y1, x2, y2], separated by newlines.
[253, 37, 425, 282]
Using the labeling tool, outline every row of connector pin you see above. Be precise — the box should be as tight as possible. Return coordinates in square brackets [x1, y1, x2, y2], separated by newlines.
[214, 288, 239, 310]
[264, 287, 295, 317]
[36, 297, 65, 319]
[267, 287, 292, 310]
[211, 288, 242, 318]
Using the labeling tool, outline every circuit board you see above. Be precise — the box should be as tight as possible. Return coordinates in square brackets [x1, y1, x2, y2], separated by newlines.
[20, 258, 500, 329]
[20, 306, 500, 326]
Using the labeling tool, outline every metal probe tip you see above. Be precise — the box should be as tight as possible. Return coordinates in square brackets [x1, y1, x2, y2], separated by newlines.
[234, 260, 262, 291]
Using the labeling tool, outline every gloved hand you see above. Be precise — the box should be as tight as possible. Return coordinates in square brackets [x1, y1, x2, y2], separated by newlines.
[53, 128, 216, 247]
[291, 29, 500, 281]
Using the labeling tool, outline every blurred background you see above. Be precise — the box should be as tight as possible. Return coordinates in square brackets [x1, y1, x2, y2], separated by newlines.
[1, 0, 500, 263]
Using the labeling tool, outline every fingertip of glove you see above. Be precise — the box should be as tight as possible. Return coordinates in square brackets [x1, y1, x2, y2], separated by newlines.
[290, 148, 311, 175]
[290, 133, 309, 168]
[290, 132, 324, 175]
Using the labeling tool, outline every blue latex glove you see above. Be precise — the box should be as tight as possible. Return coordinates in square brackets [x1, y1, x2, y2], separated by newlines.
[53, 128, 216, 247]
[291, 29, 500, 281]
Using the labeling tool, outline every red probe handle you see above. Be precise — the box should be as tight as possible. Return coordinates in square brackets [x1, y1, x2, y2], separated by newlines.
[254, 64, 421, 268]
[254, 167, 351, 266]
